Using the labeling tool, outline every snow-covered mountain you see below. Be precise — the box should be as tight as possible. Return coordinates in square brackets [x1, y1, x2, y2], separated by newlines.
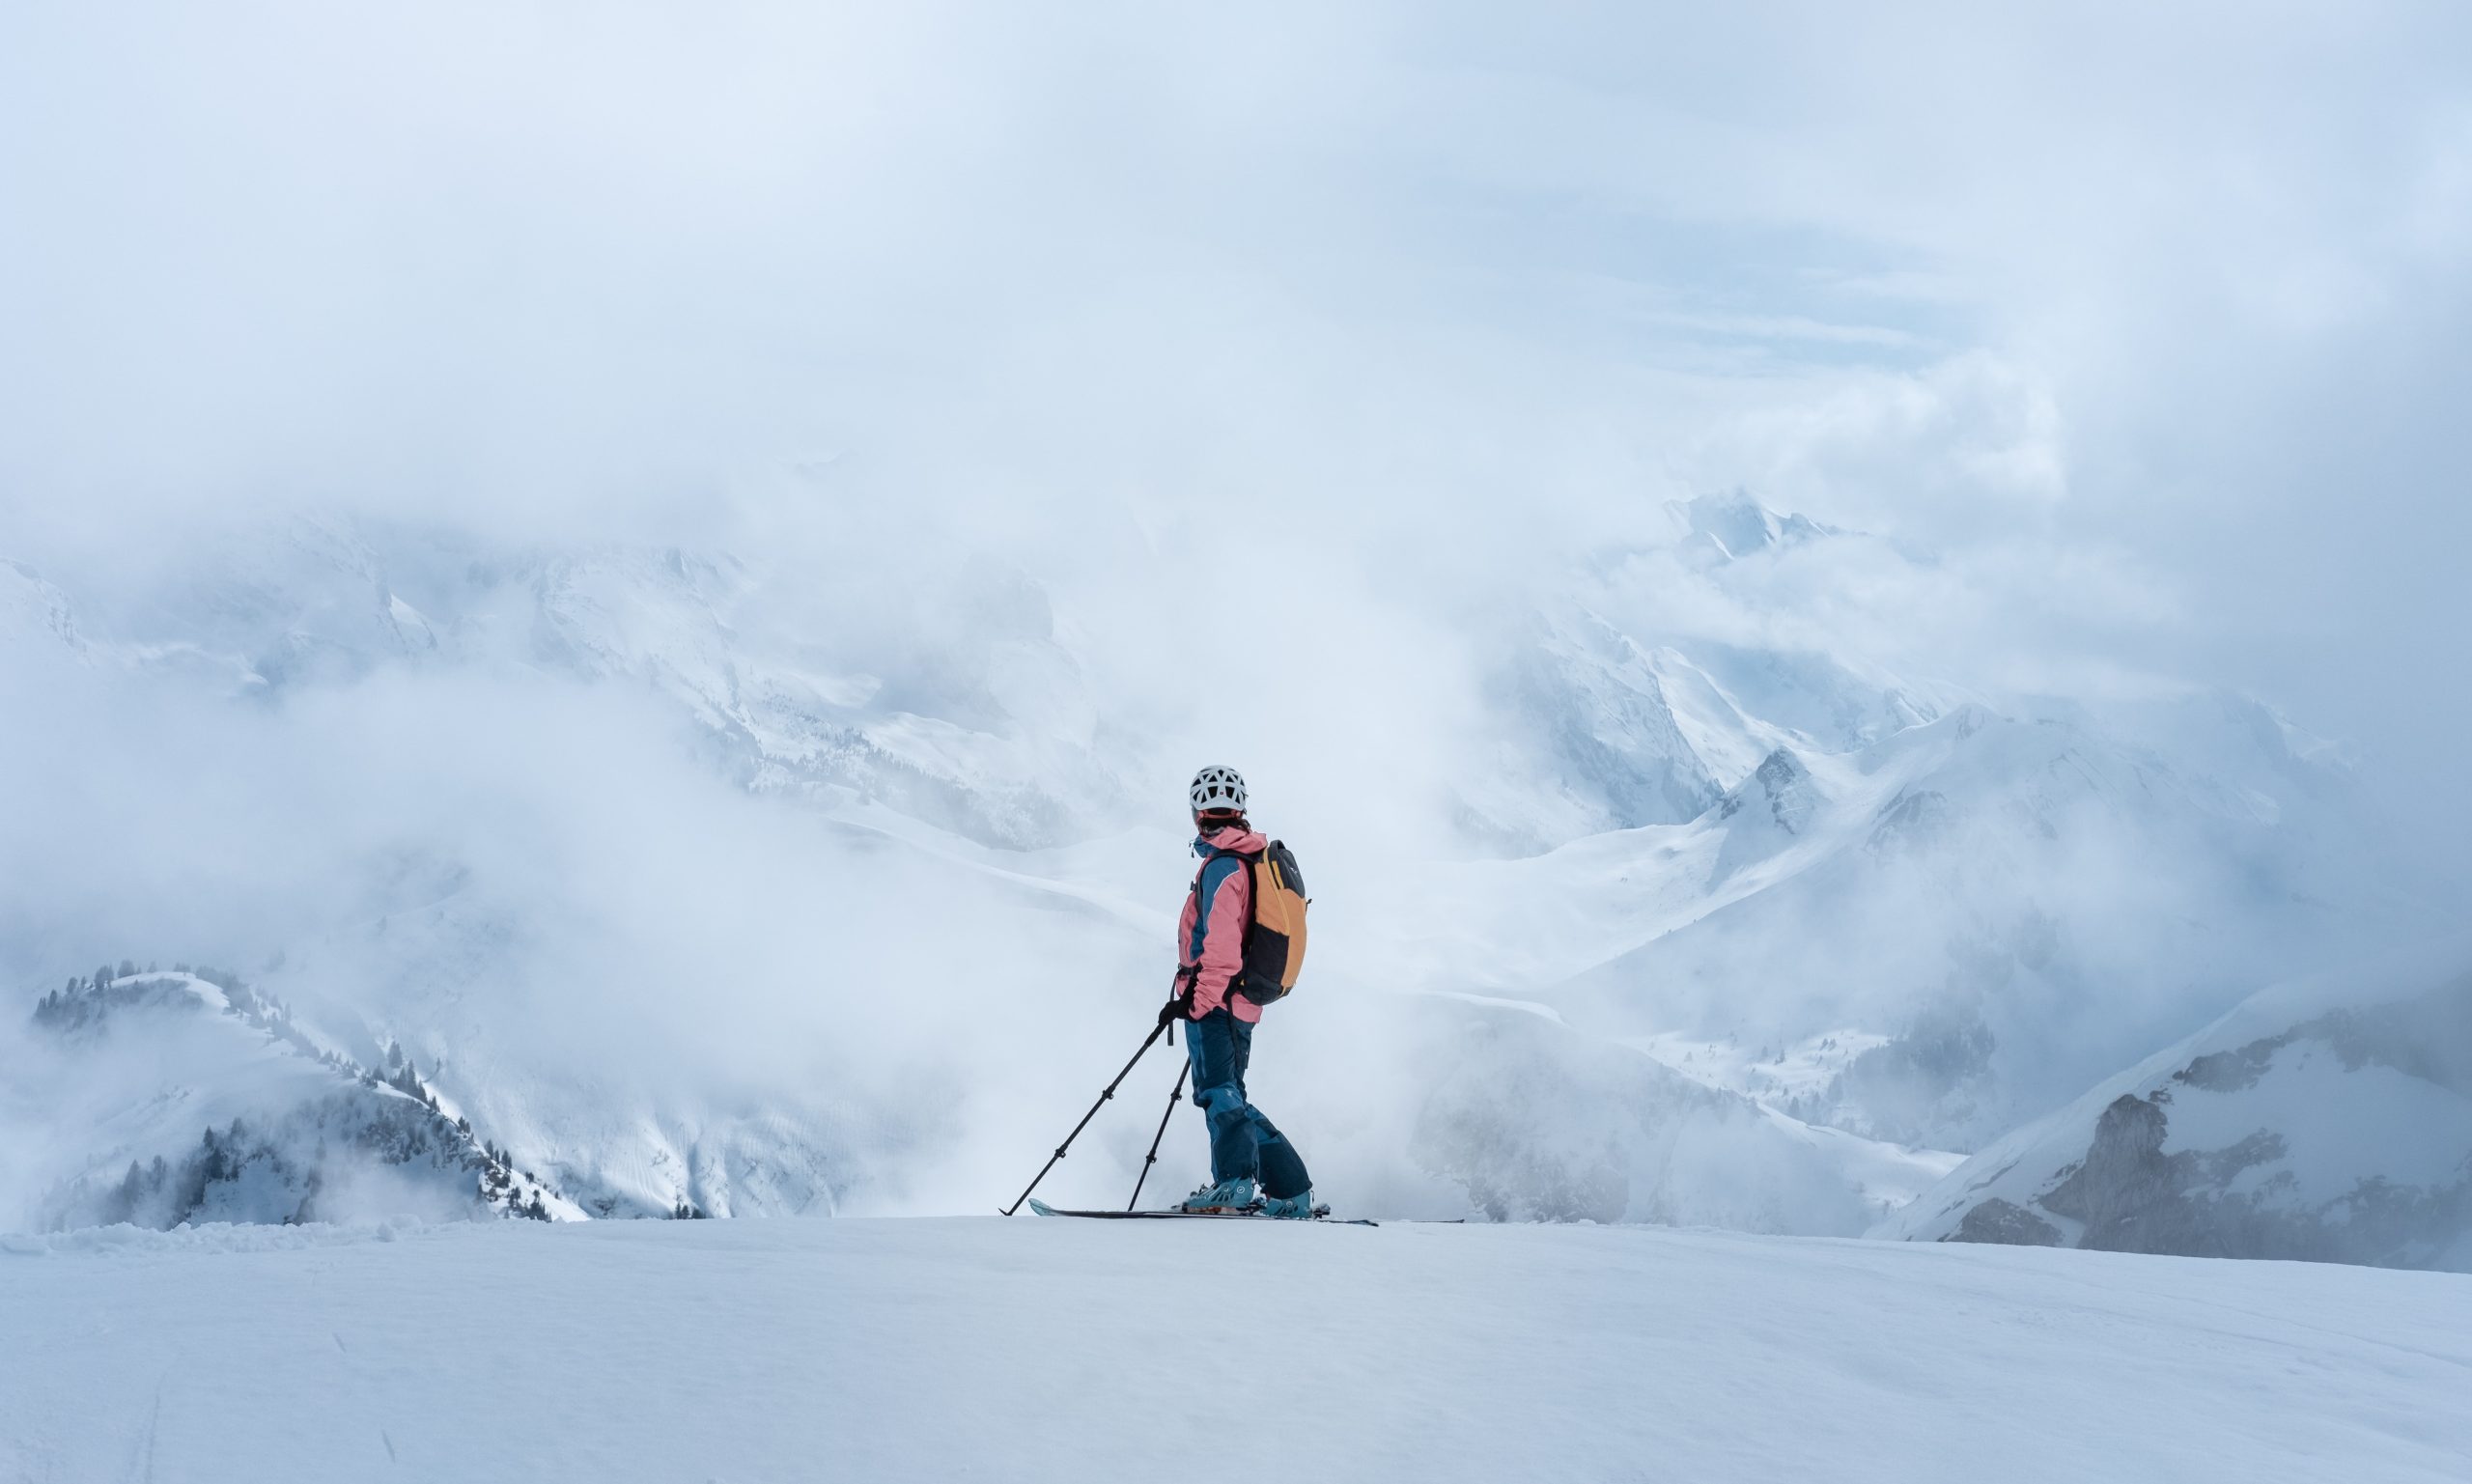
[1408, 1001, 1959, 1231]
[1384, 691, 2393, 1161]
[1, 493, 2436, 1260]
[1539, 697, 2381, 1145]
[11, 517, 1124, 849]
[12, 967, 577, 1229]
[1882, 943, 2472, 1271]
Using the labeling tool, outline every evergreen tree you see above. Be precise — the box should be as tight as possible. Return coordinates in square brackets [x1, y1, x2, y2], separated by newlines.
[107, 1162, 145, 1224]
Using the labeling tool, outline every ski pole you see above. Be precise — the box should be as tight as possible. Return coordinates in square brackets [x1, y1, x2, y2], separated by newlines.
[1126, 1059, 1190, 1212]
[999, 1020, 1169, 1216]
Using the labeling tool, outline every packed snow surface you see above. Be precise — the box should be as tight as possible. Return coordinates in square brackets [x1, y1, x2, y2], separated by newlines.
[4, 1218, 2468, 1482]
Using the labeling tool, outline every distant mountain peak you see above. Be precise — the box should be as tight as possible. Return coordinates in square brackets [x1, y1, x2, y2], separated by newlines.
[1719, 746, 1819, 834]
[1665, 490, 1840, 563]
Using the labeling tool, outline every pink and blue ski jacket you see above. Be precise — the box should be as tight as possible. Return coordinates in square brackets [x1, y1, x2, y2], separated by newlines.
[1177, 825, 1267, 1023]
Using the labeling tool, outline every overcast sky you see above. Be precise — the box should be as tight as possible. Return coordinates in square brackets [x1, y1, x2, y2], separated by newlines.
[5, 1, 2468, 860]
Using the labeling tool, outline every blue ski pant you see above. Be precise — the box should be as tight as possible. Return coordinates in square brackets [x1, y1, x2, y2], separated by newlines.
[1185, 1008, 1311, 1199]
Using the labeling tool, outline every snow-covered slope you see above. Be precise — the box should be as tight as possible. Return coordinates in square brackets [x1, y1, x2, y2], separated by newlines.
[1882, 944, 2472, 1271]
[8, 969, 576, 1229]
[0, 559, 88, 658]
[5, 1218, 2468, 1483]
[31, 517, 1125, 849]
[1369, 689, 2391, 1158]
[1409, 1001, 1958, 1230]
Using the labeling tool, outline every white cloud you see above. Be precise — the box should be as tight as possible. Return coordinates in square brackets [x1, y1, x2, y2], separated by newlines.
[2, 3, 2465, 862]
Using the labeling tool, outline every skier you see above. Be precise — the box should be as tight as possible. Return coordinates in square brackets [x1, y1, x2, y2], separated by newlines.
[1163, 766, 1317, 1218]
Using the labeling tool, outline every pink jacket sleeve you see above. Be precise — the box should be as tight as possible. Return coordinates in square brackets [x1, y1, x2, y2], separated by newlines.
[1177, 856, 1251, 1018]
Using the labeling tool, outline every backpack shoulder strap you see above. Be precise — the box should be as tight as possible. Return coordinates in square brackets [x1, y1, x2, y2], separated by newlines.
[1199, 847, 1264, 937]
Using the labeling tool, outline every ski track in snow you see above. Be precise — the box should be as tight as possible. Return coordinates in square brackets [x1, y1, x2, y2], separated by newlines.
[3, 1218, 2468, 1483]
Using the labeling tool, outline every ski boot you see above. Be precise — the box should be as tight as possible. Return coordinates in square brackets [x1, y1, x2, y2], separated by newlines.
[1179, 1177, 1257, 1214]
[1256, 1189, 1317, 1219]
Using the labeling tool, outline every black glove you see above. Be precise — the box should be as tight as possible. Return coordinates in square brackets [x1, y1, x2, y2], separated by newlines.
[1158, 989, 1194, 1026]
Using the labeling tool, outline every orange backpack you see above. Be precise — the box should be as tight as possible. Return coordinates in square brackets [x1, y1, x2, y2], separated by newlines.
[1208, 840, 1310, 1004]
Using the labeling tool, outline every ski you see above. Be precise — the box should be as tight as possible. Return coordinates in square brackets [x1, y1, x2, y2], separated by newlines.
[1025, 1197, 1376, 1226]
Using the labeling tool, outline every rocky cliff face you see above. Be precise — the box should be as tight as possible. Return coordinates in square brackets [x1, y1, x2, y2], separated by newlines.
[1882, 959, 2472, 1272]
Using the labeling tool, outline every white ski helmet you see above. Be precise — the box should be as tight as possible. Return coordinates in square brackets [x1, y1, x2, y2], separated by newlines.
[1190, 765, 1247, 816]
